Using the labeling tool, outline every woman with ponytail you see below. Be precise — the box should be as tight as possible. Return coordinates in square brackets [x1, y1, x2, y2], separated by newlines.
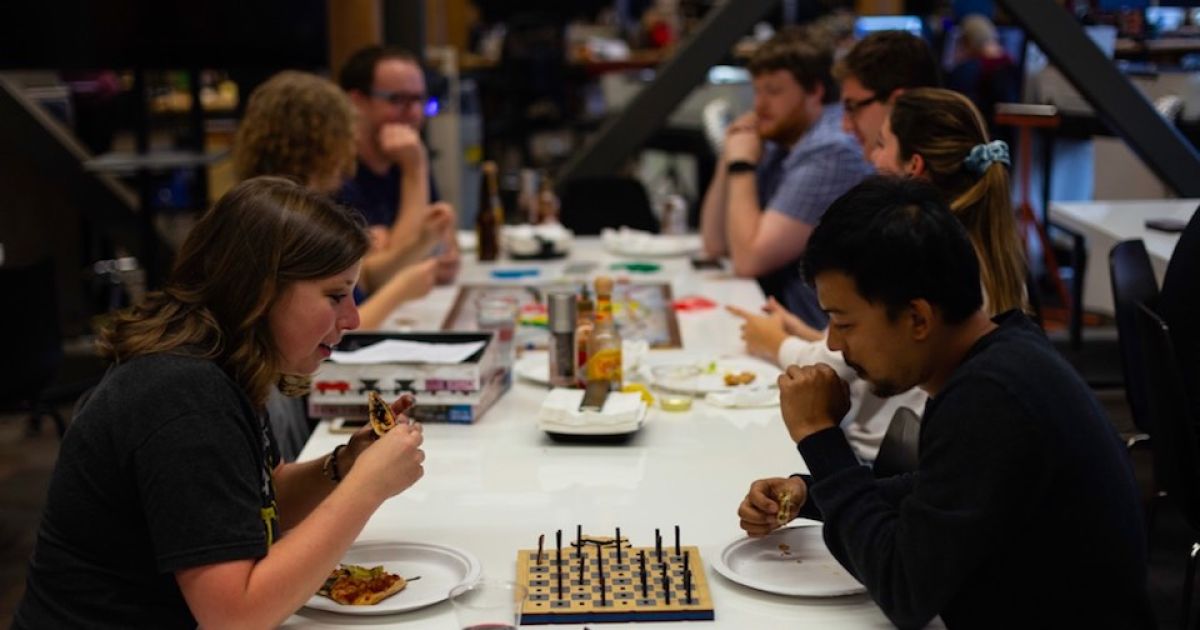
[728, 88, 1028, 462]
[871, 86, 1028, 314]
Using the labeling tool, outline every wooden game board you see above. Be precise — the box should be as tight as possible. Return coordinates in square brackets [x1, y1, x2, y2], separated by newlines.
[515, 532, 714, 624]
[442, 283, 682, 349]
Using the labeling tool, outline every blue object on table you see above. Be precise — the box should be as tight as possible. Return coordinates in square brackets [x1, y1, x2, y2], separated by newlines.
[491, 268, 541, 279]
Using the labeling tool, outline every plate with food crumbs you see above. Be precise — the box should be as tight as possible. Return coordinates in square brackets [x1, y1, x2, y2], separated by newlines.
[304, 541, 481, 615]
[645, 357, 781, 395]
[711, 523, 865, 597]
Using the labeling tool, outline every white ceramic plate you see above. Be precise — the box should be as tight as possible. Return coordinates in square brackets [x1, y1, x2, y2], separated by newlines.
[710, 524, 865, 597]
[304, 540, 481, 615]
[601, 229, 701, 258]
[647, 357, 781, 395]
[513, 351, 551, 386]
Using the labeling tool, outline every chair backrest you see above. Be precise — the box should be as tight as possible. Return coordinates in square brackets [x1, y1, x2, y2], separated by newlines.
[873, 407, 921, 478]
[1110, 239, 1159, 434]
[1136, 301, 1200, 529]
[0, 258, 63, 403]
[559, 176, 660, 236]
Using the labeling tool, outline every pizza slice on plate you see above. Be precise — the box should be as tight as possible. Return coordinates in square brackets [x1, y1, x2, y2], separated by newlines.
[318, 564, 407, 605]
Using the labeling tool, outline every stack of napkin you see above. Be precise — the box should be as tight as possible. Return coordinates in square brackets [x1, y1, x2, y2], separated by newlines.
[537, 388, 648, 435]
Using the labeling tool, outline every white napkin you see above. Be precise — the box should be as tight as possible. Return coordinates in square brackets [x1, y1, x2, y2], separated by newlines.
[538, 388, 645, 427]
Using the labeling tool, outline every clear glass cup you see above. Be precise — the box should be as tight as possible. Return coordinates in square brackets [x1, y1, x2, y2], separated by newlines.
[476, 296, 519, 371]
[650, 365, 701, 412]
[449, 579, 527, 630]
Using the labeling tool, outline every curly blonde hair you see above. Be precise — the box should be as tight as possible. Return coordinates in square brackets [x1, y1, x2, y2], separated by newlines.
[233, 71, 357, 186]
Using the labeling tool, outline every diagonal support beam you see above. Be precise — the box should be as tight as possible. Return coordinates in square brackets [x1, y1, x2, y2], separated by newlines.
[997, 0, 1200, 197]
[557, 0, 779, 184]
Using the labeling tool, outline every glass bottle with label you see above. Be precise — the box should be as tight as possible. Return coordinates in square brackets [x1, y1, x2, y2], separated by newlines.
[586, 276, 622, 390]
[574, 285, 594, 387]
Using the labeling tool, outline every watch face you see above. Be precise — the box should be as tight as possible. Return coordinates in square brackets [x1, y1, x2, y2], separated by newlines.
[727, 160, 757, 174]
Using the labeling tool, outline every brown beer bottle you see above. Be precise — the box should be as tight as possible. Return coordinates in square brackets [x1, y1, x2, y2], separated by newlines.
[476, 161, 501, 261]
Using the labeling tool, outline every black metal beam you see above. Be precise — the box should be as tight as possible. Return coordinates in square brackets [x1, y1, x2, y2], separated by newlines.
[998, 0, 1200, 197]
[557, 0, 779, 184]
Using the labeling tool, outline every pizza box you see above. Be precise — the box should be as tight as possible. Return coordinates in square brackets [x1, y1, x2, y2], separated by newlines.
[308, 331, 510, 424]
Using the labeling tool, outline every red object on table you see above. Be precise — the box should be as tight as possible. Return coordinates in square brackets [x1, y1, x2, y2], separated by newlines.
[672, 296, 717, 312]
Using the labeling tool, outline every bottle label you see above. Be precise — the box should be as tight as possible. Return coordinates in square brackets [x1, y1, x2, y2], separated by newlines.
[586, 348, 623, 385]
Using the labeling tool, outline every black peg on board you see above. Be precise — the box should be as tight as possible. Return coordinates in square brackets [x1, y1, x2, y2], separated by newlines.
[662, 561, 670, 604]
[674, 525, 680, 556]
[599, 551, 607, 607]
[579, 543, 586, 583]
[556, 529, 563, 599]
[615, 527, 622, 564]
[684, 551, 693, 604]
[655, 529, 662, 563]
[577, 524, 582, 547]
[640, 549, 648, 598]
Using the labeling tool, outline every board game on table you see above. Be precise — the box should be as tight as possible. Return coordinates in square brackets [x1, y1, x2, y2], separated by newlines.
[515, 527, 714, 625]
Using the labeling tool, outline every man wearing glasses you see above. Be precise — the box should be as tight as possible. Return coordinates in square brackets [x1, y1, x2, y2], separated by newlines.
[339, 46, 460, 291]
[701, 29, 871, 328]
[834, 31, 940, 154]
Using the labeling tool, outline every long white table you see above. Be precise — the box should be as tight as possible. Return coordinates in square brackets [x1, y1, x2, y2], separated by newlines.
[1048, 198, 1196, 315]
[283, 238, 933, 629]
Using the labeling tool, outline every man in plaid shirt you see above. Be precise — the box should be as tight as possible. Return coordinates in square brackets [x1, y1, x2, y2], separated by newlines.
[701, 28, 872, 328]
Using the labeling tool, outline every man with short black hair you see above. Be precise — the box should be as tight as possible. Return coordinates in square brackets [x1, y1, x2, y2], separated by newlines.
[834, 31, 940, 151]
[701, 29, 871, 327]
[737, 176, 1153, 629]
[338, 45, 459, 290]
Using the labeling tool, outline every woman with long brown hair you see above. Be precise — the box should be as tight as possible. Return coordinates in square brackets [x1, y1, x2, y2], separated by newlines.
[872, 86, 1028, 314]
[15, 178, 425, 629]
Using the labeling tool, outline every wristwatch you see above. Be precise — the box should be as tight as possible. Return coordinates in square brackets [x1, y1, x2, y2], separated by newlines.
[726, 160, 757, 175]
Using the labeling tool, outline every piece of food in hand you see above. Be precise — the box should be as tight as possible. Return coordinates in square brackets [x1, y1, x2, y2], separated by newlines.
[318, 564, 408, 605]
[776, 491, 792, 526]
[723, 371, 757, 386]
[367, 391, 399, 436]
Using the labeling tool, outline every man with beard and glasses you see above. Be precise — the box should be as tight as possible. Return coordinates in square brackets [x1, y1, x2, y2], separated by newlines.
[700, 27, 872, 329]
[735, 176, 1153, 629]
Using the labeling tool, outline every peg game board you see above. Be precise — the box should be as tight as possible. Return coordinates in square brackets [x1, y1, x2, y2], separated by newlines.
[442, 283, 682, 349]
[515, 528, 714, 624]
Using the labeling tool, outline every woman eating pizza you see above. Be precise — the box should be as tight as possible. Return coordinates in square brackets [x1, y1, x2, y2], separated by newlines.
[14, 177, 425, 629]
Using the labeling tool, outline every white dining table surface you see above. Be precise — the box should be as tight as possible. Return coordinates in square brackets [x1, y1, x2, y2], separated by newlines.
[1048, 198, 1196, 315]
[283, 236, 937, 629]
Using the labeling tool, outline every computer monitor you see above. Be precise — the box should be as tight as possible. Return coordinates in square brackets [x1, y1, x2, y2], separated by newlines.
[1145, 6, 1187, 33]
[853, 15, 925, 40]
[941, 24, 1027, 71]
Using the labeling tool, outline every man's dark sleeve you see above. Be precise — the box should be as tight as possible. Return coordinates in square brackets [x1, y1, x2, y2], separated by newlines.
[796, 381, 1042, 629]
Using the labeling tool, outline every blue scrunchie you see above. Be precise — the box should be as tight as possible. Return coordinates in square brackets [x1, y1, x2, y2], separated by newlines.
[963, 140, 1010, 175]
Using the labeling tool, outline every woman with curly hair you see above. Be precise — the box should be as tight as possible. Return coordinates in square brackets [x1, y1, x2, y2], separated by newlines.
[15, 177, 425, 629]
[232, 70, 445, 329]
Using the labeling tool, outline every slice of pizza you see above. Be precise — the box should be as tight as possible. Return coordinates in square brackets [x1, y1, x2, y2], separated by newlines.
[367, 391, 399, 436]
[319, 564, 408, 606]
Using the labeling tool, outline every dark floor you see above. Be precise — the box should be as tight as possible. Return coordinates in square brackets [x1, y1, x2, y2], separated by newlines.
[0, 333, 1193, 628]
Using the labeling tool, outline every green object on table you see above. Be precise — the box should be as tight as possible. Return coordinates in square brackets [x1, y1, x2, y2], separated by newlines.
[610, 261, 661, 273]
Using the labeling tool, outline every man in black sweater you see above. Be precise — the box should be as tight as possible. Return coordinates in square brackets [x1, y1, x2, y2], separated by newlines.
[737, 177, 1153, 629]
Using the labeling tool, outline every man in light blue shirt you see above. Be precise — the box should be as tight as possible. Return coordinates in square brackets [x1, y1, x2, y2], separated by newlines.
[701, 29, 872, 327]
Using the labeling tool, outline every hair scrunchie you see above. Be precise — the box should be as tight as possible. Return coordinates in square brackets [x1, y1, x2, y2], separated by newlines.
[964, 140, 1010, 175]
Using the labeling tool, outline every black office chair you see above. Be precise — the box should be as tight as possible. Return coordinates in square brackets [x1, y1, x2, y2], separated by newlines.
[559, 176, 660, 236]
[0, 258, 66, 437]
[1135, 301, 1200, 630]
[1111, 239, 1159, 437]
[873, 407, 921, 478]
